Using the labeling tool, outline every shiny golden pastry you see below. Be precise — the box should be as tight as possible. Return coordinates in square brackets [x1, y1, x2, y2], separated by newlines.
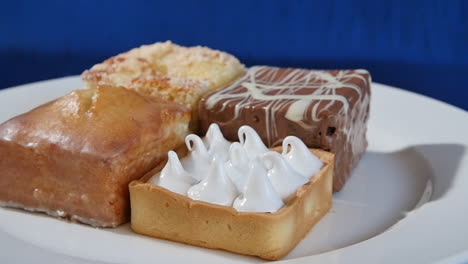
[81, 41, 245, 130]
[0, 85, 190, 227]
[129, 147, 333, 260]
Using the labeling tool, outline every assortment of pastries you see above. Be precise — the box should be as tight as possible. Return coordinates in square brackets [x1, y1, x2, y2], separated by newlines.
[0, 41, 371, 260]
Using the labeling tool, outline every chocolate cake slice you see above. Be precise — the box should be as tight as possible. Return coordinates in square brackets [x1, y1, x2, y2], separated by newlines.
[198, 66, 371, 191]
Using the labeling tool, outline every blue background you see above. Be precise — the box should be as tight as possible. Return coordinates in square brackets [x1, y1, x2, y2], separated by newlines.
[1, 0, 467, 110]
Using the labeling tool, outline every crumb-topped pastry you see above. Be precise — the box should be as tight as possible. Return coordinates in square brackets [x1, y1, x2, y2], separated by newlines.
[199, 66, 371, 191]
[82, 41, 245, 130]
[130, 125, 333, 260]
[0, 85, 190, 227]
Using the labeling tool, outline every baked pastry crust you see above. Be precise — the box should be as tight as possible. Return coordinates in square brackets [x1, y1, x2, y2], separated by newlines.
[81, 41, 245, 130]
[129, 147, 333, 260]
[0, 85, 190, 227]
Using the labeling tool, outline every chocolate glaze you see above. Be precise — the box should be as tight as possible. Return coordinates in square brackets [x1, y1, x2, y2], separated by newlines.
[198, 66, 371, 191]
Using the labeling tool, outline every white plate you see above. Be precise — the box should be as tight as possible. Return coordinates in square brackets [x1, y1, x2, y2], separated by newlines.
[0, 76, 467, 264]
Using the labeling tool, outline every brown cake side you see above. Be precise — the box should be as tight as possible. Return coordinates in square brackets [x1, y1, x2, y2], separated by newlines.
[0, 85, 190, 227]
[198, 66, 371, 191]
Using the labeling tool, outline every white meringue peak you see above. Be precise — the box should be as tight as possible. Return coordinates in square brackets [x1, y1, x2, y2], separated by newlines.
[187, 156, 238, 206]
[262, 151, 308, 200]
[233, 158, 284, 213]
[282, 136, 323, 178]
[225, 142, 249, 192]
[181, 134, 211, 181]
[238, 125, 269, 159]
[149, 151, 197, 195]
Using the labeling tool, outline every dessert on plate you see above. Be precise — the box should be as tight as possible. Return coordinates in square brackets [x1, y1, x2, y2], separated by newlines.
[130, 124, 333, 260]
[0, 41, 371, 260]
[82, 41, 246, 130]
[0, 85, 190, 227]
[199, 66, 371, 191]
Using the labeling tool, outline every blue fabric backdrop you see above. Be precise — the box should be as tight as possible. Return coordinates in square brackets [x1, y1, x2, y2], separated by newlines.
[1, 0, 467, 110]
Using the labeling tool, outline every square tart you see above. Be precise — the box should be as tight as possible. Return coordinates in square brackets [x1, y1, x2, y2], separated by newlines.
[129, 147, 333, 260]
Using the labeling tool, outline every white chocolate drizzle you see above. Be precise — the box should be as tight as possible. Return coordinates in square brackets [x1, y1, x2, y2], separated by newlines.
[205, 66, 370, 147]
